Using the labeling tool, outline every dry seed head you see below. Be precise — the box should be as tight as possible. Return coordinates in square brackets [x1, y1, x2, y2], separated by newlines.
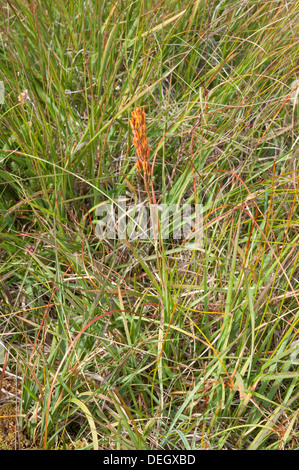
[130, 106, 151, 175]
[18, 89, 30, 104]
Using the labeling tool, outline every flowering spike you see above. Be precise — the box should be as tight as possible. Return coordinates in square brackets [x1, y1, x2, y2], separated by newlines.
[130, 106, 151, 175]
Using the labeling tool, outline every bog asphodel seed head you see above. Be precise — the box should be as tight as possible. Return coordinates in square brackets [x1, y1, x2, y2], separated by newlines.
[130, 106, 151, 176]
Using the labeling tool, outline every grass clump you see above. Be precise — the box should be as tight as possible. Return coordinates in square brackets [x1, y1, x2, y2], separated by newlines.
[0, 0, 299, 450]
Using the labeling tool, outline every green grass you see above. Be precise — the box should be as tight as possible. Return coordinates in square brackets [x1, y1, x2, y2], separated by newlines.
[0, 0, 299, 450]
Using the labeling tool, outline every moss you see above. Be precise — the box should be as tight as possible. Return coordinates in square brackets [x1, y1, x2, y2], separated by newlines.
[0, 403, 33, 450]
[60, 439, 88, 450]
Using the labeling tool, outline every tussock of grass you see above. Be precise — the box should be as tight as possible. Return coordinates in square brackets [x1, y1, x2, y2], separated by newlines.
[0, 0, 299, 450]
